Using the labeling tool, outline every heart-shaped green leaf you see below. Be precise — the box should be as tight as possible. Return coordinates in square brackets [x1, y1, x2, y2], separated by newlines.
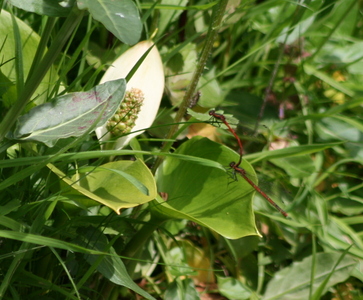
[67, 159, 156, 214]
[153, 137, 260, 239]
[7, 0, 73, 17]
[77, 0, 142, 45]
[263, 252, 357, 300]
[11, 79, 126, 147]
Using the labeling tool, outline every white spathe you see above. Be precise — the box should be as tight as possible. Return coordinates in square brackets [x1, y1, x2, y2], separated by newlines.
[96, 40, 164, 149]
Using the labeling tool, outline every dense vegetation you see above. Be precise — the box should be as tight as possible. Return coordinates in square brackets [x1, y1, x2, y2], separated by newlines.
[1, 0, 363, 299]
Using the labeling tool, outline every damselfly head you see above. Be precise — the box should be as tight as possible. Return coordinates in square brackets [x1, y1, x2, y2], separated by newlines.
[229, 161, 236, 168]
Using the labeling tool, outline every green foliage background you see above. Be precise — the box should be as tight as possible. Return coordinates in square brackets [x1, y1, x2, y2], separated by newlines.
[1, 0, 363, 299]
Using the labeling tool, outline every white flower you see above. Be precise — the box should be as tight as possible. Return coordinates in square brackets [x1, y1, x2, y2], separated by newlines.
[96, 40, 164, 149]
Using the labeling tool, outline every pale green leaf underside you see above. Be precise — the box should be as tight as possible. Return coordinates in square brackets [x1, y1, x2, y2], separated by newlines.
[70, 160, 157, 214]
[11, 79, 126, 147]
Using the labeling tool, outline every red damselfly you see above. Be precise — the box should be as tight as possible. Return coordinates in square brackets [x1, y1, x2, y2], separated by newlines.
[209, 110, 244, 168]
[229, 161, 288, 217]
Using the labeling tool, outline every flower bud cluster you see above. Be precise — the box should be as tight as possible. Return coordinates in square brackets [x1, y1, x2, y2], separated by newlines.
[106, 88, 144, 137]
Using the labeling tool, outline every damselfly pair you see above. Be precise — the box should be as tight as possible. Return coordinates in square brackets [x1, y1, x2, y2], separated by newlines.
[208, 110, 288, 218]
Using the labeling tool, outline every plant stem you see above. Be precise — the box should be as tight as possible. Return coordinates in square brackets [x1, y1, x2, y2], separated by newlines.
[152, 0, 229, 173]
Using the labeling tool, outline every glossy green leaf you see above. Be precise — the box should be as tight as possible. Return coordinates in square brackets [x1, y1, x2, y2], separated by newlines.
[271, 154, 316, 178]
[79, 228, 156, 300]
[316, 116, 363, 142]
[92, 167, 150, 196]
[217, 276, 251, 300]
[69, 160, 156, 214]
[263, 252, 357, 300]
[10, 79, 126, 147]
[153, 137, 260, 239]
[7, 0, 73, 17]
[77, 0, 142, 45]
